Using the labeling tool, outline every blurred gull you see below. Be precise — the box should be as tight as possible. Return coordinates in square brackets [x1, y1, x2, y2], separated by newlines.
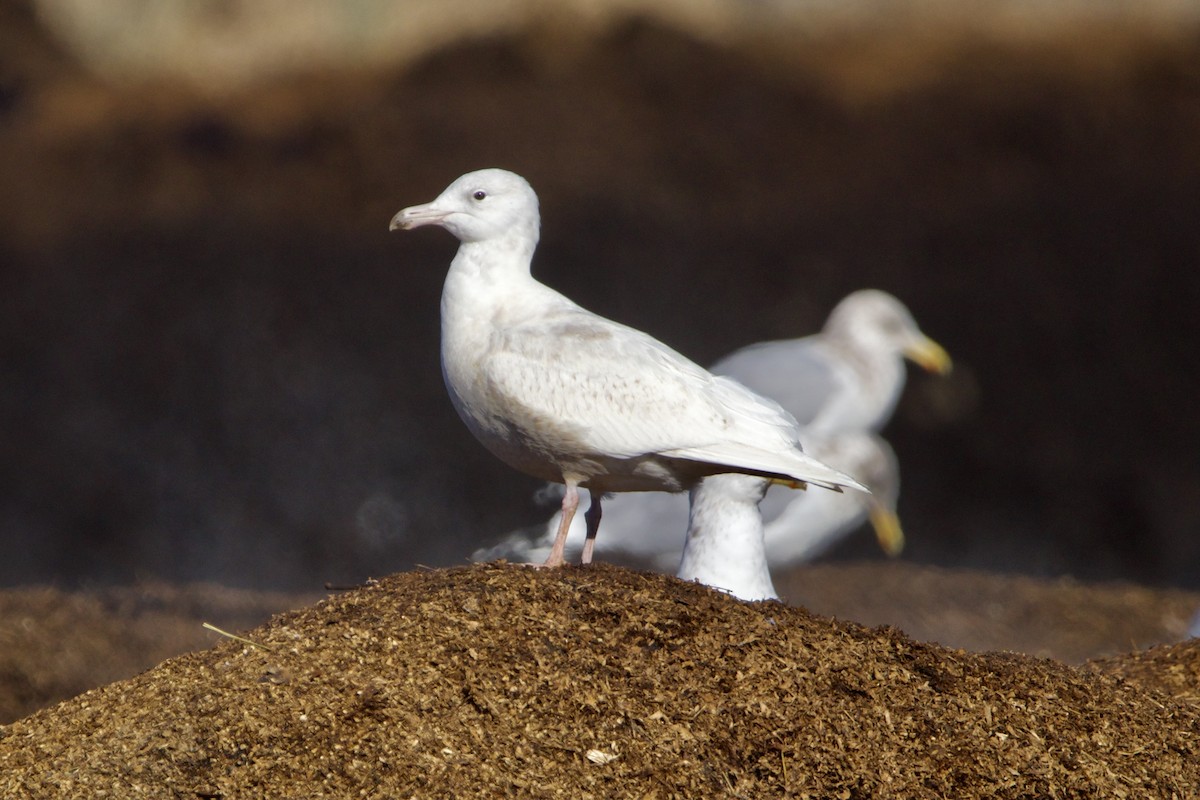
[711, 288, 951, 433]
[762, 431, 902, 562]
[390, 168, 866, 567]
[676, 474, 779, 602]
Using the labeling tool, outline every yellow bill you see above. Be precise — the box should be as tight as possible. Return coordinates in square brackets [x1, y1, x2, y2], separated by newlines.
[868, 502, 905, 557]
[904, 335, 953, 376]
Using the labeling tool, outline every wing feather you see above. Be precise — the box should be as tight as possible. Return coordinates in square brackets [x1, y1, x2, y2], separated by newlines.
[710, 337, 842, 427]
[480, 309, 864, 491]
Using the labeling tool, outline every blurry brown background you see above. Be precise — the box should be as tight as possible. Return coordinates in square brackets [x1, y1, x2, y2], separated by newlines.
[2, 0, 1199, 592]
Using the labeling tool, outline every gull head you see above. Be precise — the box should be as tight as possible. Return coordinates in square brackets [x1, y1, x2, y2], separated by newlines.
[389, 168, 540, 245]
[826, 289, 952, 375]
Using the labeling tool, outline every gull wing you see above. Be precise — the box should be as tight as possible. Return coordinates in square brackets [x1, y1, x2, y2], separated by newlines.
[710, 337, 841, 427]
[481, 309, 865, 491]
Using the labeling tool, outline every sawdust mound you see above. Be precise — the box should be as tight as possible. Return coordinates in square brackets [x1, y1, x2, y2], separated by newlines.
[0, 583, 319, 724]
[1090, 639, 1200, 707]
[1, 563, 1197, 798]
[778, 563, 1200, 663]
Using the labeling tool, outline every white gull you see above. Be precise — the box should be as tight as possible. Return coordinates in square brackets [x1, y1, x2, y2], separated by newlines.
[710, 288, 951, 434]
[476, 289, 949, 569]
[678, 437, 903, 603]
[390, 168, 866, 567]
[676, 473, 779, 602]
[761, 431, 903, 563]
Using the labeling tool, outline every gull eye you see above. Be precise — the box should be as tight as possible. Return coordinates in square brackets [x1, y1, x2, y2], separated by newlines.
[472, 190, 487, 201]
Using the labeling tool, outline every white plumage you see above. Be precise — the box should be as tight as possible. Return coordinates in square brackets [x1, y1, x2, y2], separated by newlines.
[710, 289, 951, 434]
[391, 168, 866, 567]
[677, 474, 779, 602]
[477, 290, 949, 572]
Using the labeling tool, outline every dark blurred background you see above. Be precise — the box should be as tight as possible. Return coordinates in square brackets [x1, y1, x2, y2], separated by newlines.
[2, 0, 1198, 591]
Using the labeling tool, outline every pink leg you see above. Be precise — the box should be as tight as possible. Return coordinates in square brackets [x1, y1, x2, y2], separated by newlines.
[541, 480, 579, 568]
[580, 491, 602, 565]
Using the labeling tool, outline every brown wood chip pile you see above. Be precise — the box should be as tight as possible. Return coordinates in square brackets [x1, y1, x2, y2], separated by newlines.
[1, 563, 1196, 798]
[1090, 638, 1200, 707]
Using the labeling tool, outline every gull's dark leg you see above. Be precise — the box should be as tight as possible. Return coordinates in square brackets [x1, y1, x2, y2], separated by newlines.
[580, 490, 603, 565]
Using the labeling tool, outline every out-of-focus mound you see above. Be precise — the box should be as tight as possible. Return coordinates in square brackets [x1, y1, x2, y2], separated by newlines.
[0, 582, 318, 724]
[1, 564, 1196, 798]
[30, 0, 1200, 94]
[1090, 638, 1200, 706]
[778, 562, 1200, 663]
